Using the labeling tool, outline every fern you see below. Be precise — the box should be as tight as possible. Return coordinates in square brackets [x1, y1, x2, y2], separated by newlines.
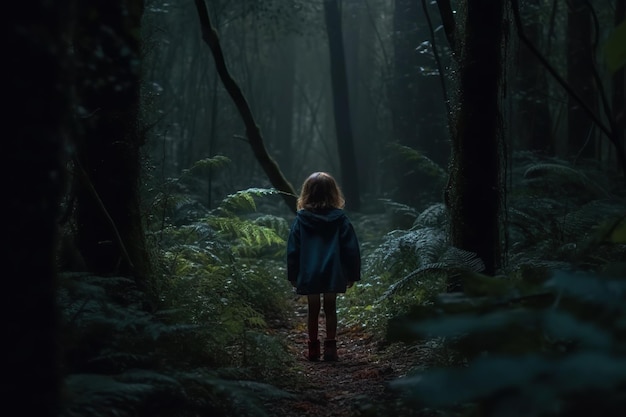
[206, 216, 285, 257]
[387, 143, 447, 183]
[386, 268, 626, 416]
[217, 188, 284, 216]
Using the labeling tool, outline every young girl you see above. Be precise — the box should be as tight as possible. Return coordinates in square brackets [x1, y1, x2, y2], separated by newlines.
[287, 172, 361, 361]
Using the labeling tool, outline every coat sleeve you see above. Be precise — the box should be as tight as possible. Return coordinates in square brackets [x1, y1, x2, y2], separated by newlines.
[339, 218, 361, 282]
[286, 219, 300, 283]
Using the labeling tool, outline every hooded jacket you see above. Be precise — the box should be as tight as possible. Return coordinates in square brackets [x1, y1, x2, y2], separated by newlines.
[287, 208, 361, 295]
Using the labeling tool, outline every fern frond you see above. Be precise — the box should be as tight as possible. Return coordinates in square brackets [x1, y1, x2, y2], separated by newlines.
[63, 374, 157, 417]
[381, 247, 484, 299]
[218, 188, 283, 215]
[414, 203, 448, 228]
[207, 216, 285, 256]
[522, 163, 610, 198]
[562, 199, 626, 241]
[387, 143, 447, 181]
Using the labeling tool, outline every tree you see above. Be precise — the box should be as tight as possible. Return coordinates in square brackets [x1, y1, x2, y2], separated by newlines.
[5, 1, 69, 414]
[72, 0, 153, 289]
[193, 0, 298, 212]
[567, 0, 596, 159]
[323, 0, 361, 210]
[390, 0, 449, 207]
[446, 1, 506, 279]
[514, 0, 554, 154]
[612, 0, 625, 159]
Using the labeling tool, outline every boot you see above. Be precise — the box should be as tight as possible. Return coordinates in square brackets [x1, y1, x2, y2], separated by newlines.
[323, 339, 338, 361]
[307, 339, 320, 361]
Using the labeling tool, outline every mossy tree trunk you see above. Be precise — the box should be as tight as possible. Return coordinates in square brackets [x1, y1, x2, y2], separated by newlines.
[5, 0, 69, 414]
[73, 0, 153, 288]
[447, 1, 506, 281]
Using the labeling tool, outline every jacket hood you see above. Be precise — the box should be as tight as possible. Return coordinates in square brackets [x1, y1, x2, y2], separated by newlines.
[296, 208, 345, 227]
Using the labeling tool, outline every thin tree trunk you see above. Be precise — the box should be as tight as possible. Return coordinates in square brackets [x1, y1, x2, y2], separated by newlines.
[193, 0, 298, 213]
[324, 0, 361, 210]
[448, 0, 506, 281]
[613, 0, 626, 159]
[515, 0, 553, 153]
[274, 36, 296, 179]
[567, 0, 596, 159]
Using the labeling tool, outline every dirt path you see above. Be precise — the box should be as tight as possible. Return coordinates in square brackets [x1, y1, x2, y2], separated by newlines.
[268, 296, 431, 417]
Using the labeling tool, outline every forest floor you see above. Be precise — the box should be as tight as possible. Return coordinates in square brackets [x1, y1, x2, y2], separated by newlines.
[266, 295, 439, 417]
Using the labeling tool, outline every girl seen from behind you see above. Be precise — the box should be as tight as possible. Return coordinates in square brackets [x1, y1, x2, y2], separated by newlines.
[287, 172, 361, 361]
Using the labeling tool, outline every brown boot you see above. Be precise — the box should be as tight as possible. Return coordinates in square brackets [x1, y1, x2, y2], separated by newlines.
[307, 339, 320, 361]
[323, 339, 338, 361]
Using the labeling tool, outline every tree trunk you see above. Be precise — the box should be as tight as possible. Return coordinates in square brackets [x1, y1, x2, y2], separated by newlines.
[323, 0, 361, 210]
[447, 0, 506, 281]
[5, 1, 69, 414]
[567, 0, 596, 159]
[613, 0, 625, 157]
[273, 36, 296, 180]
[73, 0, 153, 288]
[515, 0, 553, 154]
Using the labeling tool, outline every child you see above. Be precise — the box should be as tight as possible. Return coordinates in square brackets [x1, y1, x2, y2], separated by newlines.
[287, 172, 361, 361]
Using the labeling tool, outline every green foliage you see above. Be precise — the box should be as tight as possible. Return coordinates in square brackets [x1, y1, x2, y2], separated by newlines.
[385, 267, 626, 416]
[387, 143, 447, 186]
[340, 204, 484, 334]
[507, 152, 625, 266]
[604, 18, 626, 73]
[59, 181, 299, 417]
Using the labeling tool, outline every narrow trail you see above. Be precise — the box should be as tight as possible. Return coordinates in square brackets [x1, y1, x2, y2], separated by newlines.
[268, 296, 433, 417]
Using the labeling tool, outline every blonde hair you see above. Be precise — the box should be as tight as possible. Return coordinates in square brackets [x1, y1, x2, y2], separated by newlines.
[297, 172, 345, 211]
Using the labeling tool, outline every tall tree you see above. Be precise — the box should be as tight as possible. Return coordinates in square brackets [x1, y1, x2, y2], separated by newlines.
[324, 0, 361, 210]
[447, 0, 506, 279]
[73, 0, 153, 288]
[272, 36, 297, 179]
[515, 0, 553, 153]
[567, 0, 596, 158]
[5, 0, 69, 414]
[613, 0, 625, 155]
[391, 0, 448, 206]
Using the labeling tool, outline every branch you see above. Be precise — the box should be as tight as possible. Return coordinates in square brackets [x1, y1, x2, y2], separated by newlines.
[511, 0, 611, 139]
[435, 0, 456, 52]
[192, 0, 298, 213]
[73, 156, 135, 270]
[422, 0, 452, 126]
[512, 0, 626, 178]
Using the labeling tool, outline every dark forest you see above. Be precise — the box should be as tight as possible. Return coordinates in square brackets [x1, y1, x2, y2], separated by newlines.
[6, 0, 626, 416]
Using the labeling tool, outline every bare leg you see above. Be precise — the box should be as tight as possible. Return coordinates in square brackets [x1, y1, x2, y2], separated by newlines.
[307, 294, 321, 342]
[323, 293, 337, 340]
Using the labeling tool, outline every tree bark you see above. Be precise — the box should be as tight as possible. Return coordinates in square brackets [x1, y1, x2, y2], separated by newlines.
[73, 0, 153, 289]
[193, 0, 298, 213]
[567, 0, 596, 158]
[613, 0, 626, 156]
[323, 0, 361, 210]
[447, 0, 506, 281]
[5, 1, 68, 414]
[515, 0, 553, 154]
[273, 36, 296, 180]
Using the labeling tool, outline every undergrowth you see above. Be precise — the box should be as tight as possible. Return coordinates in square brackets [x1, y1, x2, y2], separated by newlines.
[57, 151, 626, 416]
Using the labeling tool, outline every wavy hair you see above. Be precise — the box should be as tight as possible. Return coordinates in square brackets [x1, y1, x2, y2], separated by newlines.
[296, 172, 345, 211]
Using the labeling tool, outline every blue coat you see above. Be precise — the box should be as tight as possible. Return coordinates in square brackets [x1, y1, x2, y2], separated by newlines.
[287, 208, 361, 295]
